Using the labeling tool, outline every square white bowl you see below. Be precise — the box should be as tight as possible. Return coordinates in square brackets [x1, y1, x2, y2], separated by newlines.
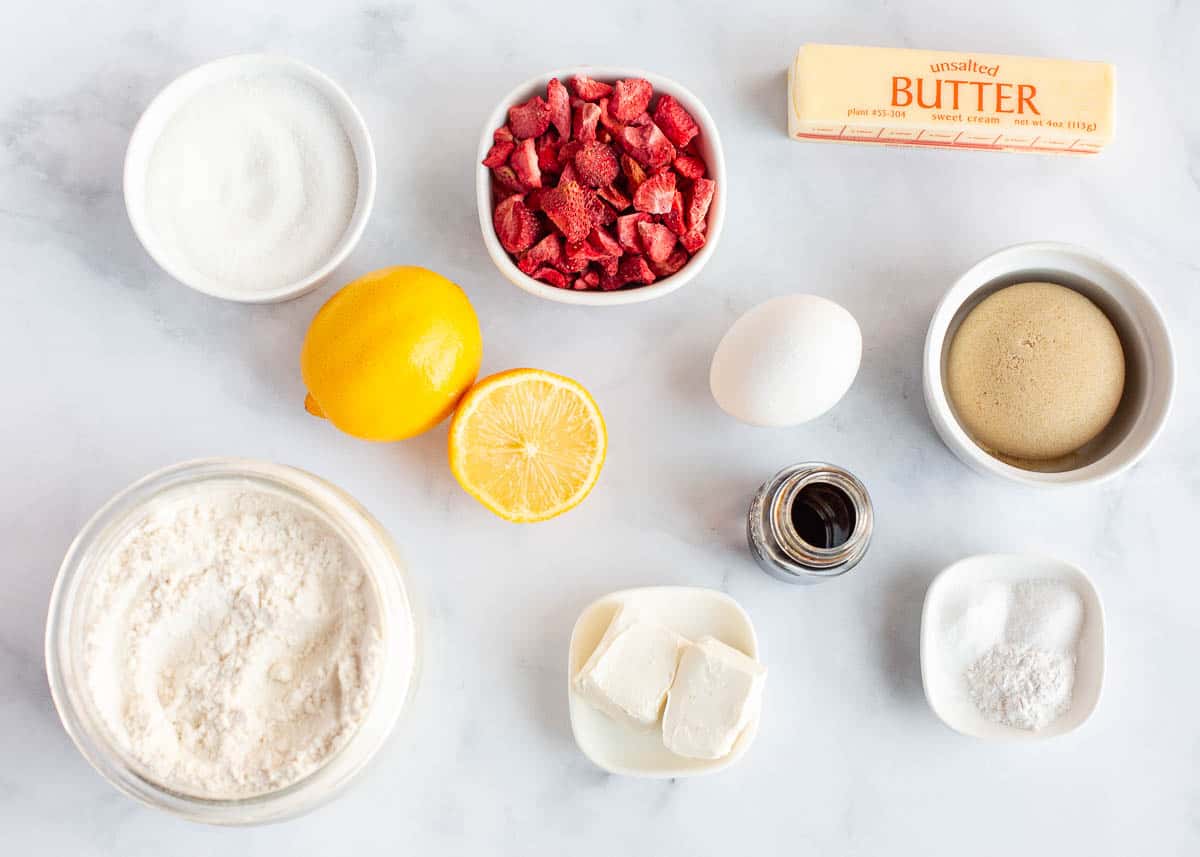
[920, 553, 1105, 741]
[567, 587, 760, 776]
[476, 67, 726, 305]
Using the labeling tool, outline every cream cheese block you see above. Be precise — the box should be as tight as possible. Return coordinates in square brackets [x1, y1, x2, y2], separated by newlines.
[574, 605, 689, 730]
[662, 636, 767, 760]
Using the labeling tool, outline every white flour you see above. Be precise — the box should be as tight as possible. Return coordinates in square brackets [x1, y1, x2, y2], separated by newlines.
[82, 485, 382, 799]
[966, 643, 1075, 730]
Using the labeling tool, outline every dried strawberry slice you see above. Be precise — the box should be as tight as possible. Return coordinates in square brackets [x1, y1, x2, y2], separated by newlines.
[636, 221, 678, 263]
[509, 95, 552, 139]
[573, 142, 619, 188]
[597, 98, 625, 134]
[546, 78, 571, 139]
[620, 254, 656, 285]
[531, 266, 569, 288]
[558, 160, 581, 187]
[536, 134, 562, 173]
[687, 177, 715, 230]
[492, 165, 527, 195]
[620, 154, 648, 192]
[680, 228, 706, 254]
[672, 153, 706, 180]
[662, 190, 687, 235]
[525, 187, 547, 211]
[482, 140, 515, 168]
[493, 195, 540, 254]
[517, 233, 563, 274]
[632, 171, 676, 215]
[541, 180, 592, 243]
[588, 226, 623, 258]
[616, 213, 651, 253]
[574, 102, 600, 143]
[652, 94, 700, 148]
[611, 78, 653, 123]
[620, 120, 676, 168]
[580, 269, 601, 289]
[493, 125, 515, 144]
[649, 247, 689, 278]
[586, 193, 616, 227]
[596, 183, 630, 212]
[510, 138, 542, 188]
[570, 74, 613, 102]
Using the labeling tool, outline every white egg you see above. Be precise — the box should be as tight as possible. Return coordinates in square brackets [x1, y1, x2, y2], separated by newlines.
[709, 294, 862, 427]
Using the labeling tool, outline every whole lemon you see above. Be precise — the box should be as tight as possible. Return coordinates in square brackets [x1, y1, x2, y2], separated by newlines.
[301, 267, 483, 441]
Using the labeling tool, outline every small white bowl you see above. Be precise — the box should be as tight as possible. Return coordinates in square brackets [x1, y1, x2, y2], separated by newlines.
[124, 54, 376, 303]
[567, 587, 760, 777]
[920, 554, 1105, 741]
[476, 67, 726, 306]
[923, 242, 1175, 486]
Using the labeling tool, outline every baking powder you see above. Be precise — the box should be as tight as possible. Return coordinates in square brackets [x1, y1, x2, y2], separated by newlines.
[81, 485, 382, 799]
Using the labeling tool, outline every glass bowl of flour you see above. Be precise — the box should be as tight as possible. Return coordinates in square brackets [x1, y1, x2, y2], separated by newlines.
[45, 458, 420, 824]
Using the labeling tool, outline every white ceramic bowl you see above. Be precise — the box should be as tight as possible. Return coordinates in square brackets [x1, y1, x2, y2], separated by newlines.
[920, 553, 1105, 741]
[566, 586, 761, 777]
[923, 242, 1175, 486]
[124, 54, 376, 303]
[476, 67, 726, 305]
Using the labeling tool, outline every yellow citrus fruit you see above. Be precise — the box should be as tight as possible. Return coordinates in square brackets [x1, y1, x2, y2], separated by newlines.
[448, 369, 607, 523]
[301, 266, 482, 441]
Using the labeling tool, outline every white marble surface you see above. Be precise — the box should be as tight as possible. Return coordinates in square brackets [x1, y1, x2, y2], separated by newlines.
[2, 1, 1197, 853]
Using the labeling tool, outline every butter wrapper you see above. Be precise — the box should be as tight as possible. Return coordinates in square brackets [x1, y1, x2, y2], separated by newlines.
[788, 44, 1114, 155]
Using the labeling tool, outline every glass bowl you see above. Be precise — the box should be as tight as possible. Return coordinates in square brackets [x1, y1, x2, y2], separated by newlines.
[44, 458, 420, 825]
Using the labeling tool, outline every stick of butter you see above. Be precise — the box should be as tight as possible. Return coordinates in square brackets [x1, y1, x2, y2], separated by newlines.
[788, 44, 1114, 155]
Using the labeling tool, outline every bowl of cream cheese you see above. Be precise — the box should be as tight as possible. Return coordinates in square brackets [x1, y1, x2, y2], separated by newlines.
[124, 55, 376, 303]
[45, 458, 420, 824]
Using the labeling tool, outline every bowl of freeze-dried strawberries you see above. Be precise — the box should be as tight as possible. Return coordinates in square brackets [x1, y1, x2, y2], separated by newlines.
[477, 67, 725, 305]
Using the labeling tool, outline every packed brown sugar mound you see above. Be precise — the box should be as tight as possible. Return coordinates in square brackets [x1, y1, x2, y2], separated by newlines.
[947, 282, 1126, 462]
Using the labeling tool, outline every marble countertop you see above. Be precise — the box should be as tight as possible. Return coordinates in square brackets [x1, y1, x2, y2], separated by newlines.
[2, 1, 1197, 853]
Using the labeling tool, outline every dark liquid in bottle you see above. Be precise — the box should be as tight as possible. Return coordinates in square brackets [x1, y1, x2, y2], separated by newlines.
[789, 482, 857, 549]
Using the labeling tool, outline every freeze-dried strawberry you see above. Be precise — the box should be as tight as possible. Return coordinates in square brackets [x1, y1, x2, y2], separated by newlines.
[571, 74, 613, 101]
[493, 125, 515, 144]
[589, 226, 622, 258]
[574, 142, 619, 188]
[546, 78, 571, 138]
[616, 212, 651, 253]
[636, 221, 677, 263]
[633, 170, 676, 215]
[574, 102, 600, 142]
[542, 180, 591, 243]
[597, 127, 613, 145]
[620, 154, 648, 191]
[649, 247, 689, 278]
[581, 269, 601, 288]
[687, 177, 715, 230]
[536, 134, 562, 173]
[562, 241, 592, 272]
[611, 78, 653, 123]
[509, 96, 552, 139]
[652, 94, 700, 148]
[532, 266, 569, 288]
[493, 195, 540, 254]
[662, 190, 686, 235]
[620, 254, 656, 285]
[600, 254, 620, 277]
[586, 193, 616, 226]
[672, 153, 706, 180]
[482, 140, 515, 168]
[525, 187, 548, 211]
[558, 160, 580, 187]
[492, 165, 527, 195]
[598, 98, 625, 134]
[620, 120, 676, 168]
[680, 228, 706, 253]
[510, 138, 542, 188]
[517, 233, 563, 274]
[596, 183, 630, 211]
[558, 140, 583, 165]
